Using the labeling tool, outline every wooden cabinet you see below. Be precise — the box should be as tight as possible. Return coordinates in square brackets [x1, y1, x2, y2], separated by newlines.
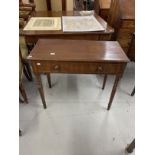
[116, 0, 135, 54]
[117, 19, 135, 53]
[98, 0, 135, 55]
[99, 0, 111, 21]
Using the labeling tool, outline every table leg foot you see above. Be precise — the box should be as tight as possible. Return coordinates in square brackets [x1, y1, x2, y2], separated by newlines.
[107, 76, 119, 110]
[126, 139, 135, 153]
[19, 129, 22, 136]
[43, 104, 47, 109]
[131, 87, 135, 96]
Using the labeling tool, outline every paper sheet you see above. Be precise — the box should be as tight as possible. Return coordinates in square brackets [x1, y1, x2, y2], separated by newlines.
[62, 16, 105, 32]
[23, 17, 61, 30]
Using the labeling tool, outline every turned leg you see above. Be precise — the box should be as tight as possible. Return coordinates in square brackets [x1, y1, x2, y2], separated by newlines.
[131, 87, 135, 96]
[107, 76, 120, 110]
[35, 74, 47, 109]
[23, 66, 32, 81]
[24, 63, 33, 81]
[47, 73, 51, 88]
[19, 82, 28, 103]
[102, 74, 107, 89]
[126, 139, 135, 153]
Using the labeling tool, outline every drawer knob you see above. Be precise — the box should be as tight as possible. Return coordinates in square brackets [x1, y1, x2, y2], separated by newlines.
[98, 66, 103, 72]
[54, 65, 60, 70]
[50, 52, 55, 55]
[36, 62, 41, 66]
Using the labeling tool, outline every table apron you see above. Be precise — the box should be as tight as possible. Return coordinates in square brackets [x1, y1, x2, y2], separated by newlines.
[24, 34, 112, 44]
[31, 61, 126, 75]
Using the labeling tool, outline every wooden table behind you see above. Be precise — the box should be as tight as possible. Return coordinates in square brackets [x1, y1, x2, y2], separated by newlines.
[23, 11, 114, 45]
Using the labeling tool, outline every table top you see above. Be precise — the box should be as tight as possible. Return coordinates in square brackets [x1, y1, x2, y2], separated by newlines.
[28, 39, 129, 63]
[23, 11, 114, 35]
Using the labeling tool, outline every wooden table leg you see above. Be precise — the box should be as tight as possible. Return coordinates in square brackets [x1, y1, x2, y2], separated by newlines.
[46, 0, 52, 11]
[35, 74, 47, 109]
[24, 63, 33, 81]
[131, 87, 135, 96]
[126, 139, 135, 153]
[23, 66, 32, 81]
[19, 82, 28, 103]
[47, 73, 51, 88]
[102, 74, 107, 90]
[107, 76, 120, 110]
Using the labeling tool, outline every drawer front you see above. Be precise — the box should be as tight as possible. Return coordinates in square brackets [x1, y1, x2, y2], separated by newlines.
[121, 20, 135, 28]
[32, 61, 125, 75]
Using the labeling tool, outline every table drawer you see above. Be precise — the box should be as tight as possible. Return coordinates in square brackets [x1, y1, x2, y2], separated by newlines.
[32, 61, 125, 75]
[121, 20, 135, 28]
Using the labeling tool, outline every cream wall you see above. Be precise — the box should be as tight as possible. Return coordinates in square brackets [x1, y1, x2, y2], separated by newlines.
[32, 0, 73, 11]
[22, 0, 47, 10]
[34, 0, 47, 11]
[66, 0, 73, 11]
[99, 0, 111, 9]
